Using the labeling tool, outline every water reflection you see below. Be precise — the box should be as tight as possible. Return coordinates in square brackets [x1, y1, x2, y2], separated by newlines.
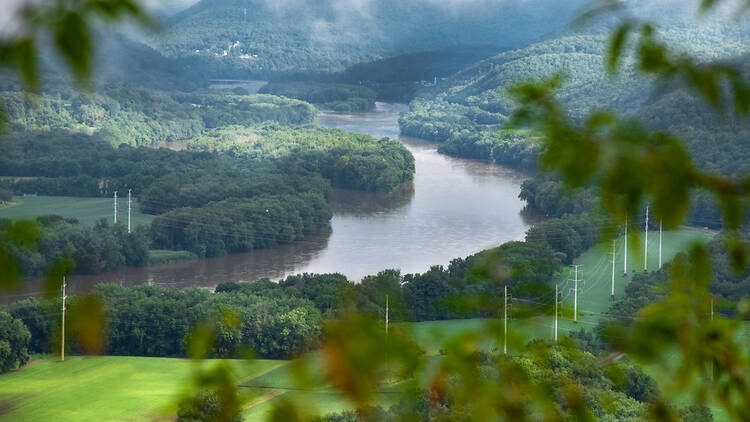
[331, 183, 415, 217]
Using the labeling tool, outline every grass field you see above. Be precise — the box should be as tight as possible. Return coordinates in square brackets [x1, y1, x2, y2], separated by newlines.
[0, 229, 715, 421]
[0, 356, 283, 422]
[0, 356, 398, 422]
[0, 196, 154, 227]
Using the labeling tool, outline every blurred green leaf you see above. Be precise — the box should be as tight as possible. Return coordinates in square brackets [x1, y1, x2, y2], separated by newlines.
[320, 314, 421, 407]
[54, 12, 92, 86]
[0, 245, 22, 291]
[269, 399, 305, 422]
[607, 23, 630, 74]
[68, 293, 106, 355]
[187, 322, 216, 360]
[43, 257, 75, 299]
[4, 220, 38, 249]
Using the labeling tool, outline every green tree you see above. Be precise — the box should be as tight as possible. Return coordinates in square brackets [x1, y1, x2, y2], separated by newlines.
[0, 311, 31, 373]
[177, 390, 242, 422]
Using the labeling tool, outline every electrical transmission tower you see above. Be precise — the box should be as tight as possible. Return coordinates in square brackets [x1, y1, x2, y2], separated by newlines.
[554, 283, 559, 342]
[61, 277, 66, 361]
[710, 294, 714, 382]
[385, 294, 389, 336]
[504, 285, 508, 355]
[610, 239, 616, 302]
[569, 265, 583, 323]
[644, 206, 649, 271]
[127, 189, 132, 234]
[659, 220, 663, 269]
[623, 217, 628, 276]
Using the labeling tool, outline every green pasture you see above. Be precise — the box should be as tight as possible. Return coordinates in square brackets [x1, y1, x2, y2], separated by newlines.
[0, 356, 281, 422]
[0, 355, 402, 422]
[0, 196, 154, 227]
[563, 229, 714, 315]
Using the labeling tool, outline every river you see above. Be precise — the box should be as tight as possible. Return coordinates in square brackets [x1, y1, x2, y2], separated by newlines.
[41, 103, 531, 294]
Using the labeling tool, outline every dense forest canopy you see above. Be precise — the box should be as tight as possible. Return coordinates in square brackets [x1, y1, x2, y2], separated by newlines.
[0, 87, 316, 147]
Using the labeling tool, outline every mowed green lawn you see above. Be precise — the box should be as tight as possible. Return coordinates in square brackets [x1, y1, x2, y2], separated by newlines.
[0, 196, 154, 227]
[0, 356, 284, 422]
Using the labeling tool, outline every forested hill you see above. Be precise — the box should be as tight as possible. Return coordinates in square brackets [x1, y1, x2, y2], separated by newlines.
[635, 54, 750, 177]
[148, 0, 586, 77]
[398, 34, 646, 167]
[399, 19, 750, 174]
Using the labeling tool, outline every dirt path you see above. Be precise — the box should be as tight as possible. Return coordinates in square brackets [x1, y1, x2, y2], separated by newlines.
[242, 390, 284, 410]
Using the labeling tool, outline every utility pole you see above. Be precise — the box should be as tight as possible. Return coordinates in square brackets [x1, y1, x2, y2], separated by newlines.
[127, 189, 132, 234]
[658, 220, 663, 269]
[554, 283, 558, 342]
[611, 239, 616, 302]
[61, 277, 66, 361]
[503, 285, 508, 355]
[644, 206, 649, 271]
[623, 217, 628, 276]
[113, 190, 118, 224]
[710, 294, 714, 383]
[385, 294, 389, 336]
[571, 265, 581, 323]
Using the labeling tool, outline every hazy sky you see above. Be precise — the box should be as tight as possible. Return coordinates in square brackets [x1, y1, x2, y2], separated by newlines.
[0, 0, 737, 40]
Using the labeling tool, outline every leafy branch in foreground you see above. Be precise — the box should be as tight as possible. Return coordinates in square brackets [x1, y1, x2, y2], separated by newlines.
[0, 0, 153, 90]
[503, 1, 750, 419]
[509, 74, 750, 268]
[0, 0, 152, 370]
[583, 0, 750, 115]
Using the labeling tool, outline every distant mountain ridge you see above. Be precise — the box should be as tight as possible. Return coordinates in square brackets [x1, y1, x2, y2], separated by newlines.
[148, 0, 587, 77]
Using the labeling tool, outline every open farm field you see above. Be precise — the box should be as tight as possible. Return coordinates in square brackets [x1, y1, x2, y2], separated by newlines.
[0, 356, 281, 422]
[0, 196, 154, 228]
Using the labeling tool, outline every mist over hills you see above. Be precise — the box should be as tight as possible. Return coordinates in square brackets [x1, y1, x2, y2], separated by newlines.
[146, 0, 587, 77]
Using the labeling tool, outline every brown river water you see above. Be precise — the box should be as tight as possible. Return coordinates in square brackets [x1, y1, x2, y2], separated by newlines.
[6, 102, 531, 298]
